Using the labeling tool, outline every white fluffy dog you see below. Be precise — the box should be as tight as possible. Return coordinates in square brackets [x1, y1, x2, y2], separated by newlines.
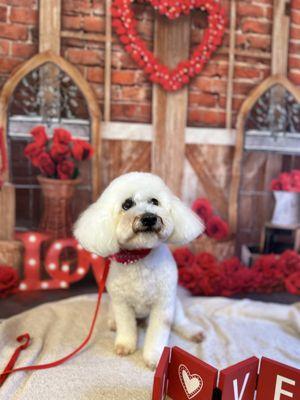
[74, 172, 205, 369]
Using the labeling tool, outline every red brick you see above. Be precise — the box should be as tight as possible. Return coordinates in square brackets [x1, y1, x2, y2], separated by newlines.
[242, 19, 271, 35]
[289, 40, 300, 54]
[111, 103, 151, 123]
[62, 0, 93, 14]
[0, 0, 37, 6]
[199, 62, 228, 78]
[112, 70, 146, 85]
[112, 85, 151, 101]
[291, 10, 300, 24]
[289, 70, 300, 85]
[237, 3, 272, 18]
[0, 22, 28, 40]
[62, 15, 82, 30]
[233, 81, 258, 96]
[290, 25, 300, 40]
[0, 57, 21, 73]
[289, 56, 300, 68]
[66, 48, 102, 66]
[192, 77, 227, 93]
[188, 108, 226, 127]
[112, 49, 138, 69]
[236, 33, 271, 51]
[10, 7, 38, 24]
[0, 39, 9, 55]
[292, 0, 300, 10]
[0, 6, 6, 22]
[83, 15, 105, 33]
[234, 66, 262, 79]
[87, 66, 104, 83]
[12, 42, 37, 58]
[188, 92, 217, 107]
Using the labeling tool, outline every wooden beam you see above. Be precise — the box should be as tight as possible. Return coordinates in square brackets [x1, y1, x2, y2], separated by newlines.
[226, 0, 237, 131]
[152, 15, 190, 196]
[186, 145, 228, 219]
[104, 0, 112, 122]
[39, 0, 61, 54]
[272, 0, 290, 75]
[0, 183, 15, 241]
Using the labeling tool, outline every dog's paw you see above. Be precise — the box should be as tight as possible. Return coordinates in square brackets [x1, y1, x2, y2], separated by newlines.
[115, 338, 136, 356]
[190, 330, 205, 343]
[143, 350, 160, 371]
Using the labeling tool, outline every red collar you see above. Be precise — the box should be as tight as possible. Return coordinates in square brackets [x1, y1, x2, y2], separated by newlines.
[109, 248, 152, 265]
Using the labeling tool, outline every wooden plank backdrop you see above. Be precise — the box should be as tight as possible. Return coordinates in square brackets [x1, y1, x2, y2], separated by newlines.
[1, 0, 298, 257]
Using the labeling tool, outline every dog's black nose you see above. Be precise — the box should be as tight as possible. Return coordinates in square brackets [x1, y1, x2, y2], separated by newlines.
[141, 213, 157, 227]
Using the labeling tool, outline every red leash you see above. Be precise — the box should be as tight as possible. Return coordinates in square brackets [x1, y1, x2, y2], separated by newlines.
[0, 260, 109, 386]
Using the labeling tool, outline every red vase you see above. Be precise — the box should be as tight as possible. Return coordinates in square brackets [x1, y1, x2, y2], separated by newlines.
[37, 176, 81, 239]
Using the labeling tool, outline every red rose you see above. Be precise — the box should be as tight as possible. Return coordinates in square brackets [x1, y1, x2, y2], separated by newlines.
[206, 216, 229, 240]
[50, 142, 70, 161]
[285, 272, 300, 295]
[0, 265, 20, 298]
[192, 198, 213, 223]
[271, 179, 282, 191]
[72, 139, 94, 161]
[24, 142, 44, 167]
[30, 125, 48, 146]
[173, 247, 195, 269]
[57, 160, 75, 180]
[53, 128, 72, 144]
[37, 152, 55, 177]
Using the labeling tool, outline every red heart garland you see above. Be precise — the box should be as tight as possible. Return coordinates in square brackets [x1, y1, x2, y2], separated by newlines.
[112, 0, 226, 91]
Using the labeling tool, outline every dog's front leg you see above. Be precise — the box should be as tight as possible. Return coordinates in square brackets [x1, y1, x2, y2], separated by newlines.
[113, 301, 137, 356]
[143, 302, 174, 370]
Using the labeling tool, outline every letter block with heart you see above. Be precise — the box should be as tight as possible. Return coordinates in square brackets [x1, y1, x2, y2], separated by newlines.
[256, 357, 300, 400]
[153, 347, 171, 400]
[218, 356, 259, 400]
[167, 346, 218, 400]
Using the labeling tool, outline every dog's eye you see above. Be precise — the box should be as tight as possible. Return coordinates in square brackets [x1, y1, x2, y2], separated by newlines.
[149, 198, 159, 206]
[122, 198, 135, 211]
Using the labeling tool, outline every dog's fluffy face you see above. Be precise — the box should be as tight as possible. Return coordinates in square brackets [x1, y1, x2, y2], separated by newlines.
[116, 190, 174, 250]
[74, 172, 204, 257]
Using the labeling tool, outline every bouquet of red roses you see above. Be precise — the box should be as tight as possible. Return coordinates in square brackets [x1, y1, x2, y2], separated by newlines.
[24, 126, 93, 180]
[192, 197, 229, 240]
[271, 170, 300, 192]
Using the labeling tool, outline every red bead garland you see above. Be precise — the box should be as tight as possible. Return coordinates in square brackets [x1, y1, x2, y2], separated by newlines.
[112, 0, 226, 91]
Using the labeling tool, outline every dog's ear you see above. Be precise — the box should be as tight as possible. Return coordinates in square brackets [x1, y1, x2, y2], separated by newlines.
[73, 202, 119, 257]
[167, 196, 204, 245]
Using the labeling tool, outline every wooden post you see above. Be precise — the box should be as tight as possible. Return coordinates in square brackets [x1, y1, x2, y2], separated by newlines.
[152, 15, 190, 196]
[272, 0, 290, 75]
[39, 0, 61, 54]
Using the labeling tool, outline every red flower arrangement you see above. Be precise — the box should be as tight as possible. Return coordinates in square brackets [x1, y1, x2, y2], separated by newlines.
[111, 0, 226, 91]
[271, 170, 300, 192]
[0, 265, 20, 298]
[192, 197, 229, 240]
[24, 126, 94, 180]
[175, 248, 300, 297]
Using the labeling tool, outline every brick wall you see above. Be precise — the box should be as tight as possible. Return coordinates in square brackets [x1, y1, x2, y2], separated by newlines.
[0, 0, 38, 89]
[0, 0, 300, 128]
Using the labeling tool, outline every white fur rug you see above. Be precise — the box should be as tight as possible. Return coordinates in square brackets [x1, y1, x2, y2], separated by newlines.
[0, 294, 299, 400]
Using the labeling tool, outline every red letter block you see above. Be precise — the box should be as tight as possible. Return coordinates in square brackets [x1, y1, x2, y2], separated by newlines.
[219, 357, 259, 400]
[256, 357, 300, 400]
[167, 346, 218, 400]
[152, 347, 171, 400]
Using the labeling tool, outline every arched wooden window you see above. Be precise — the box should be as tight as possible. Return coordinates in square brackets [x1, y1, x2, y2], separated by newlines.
[229, 75, 300, 253]
[0, 51, 101, 232]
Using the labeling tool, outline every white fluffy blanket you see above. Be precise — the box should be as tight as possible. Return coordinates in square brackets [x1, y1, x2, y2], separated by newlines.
[0, 294, 299, 400]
